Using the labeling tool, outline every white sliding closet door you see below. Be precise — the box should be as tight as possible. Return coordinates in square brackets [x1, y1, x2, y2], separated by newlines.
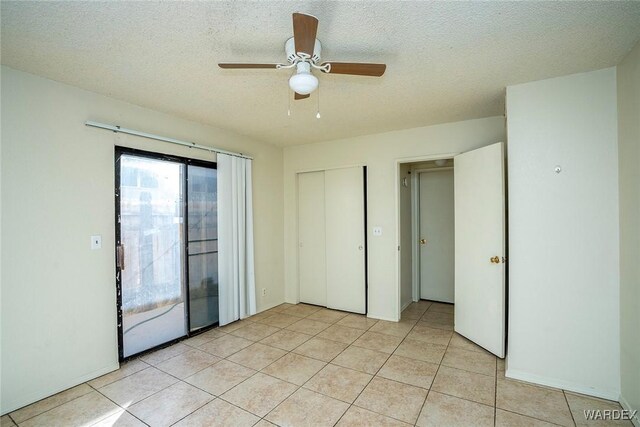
[298, 171, 327, 306]
[325, 167, 366, 314]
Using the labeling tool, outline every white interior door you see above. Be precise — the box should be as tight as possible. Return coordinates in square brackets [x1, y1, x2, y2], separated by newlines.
[454, 142, 506, 358]
[325, 167, 366, 313]
[419, 170, 455, 303]
[298, 171, 327, 306]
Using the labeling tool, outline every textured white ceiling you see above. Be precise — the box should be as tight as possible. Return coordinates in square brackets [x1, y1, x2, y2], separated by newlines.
[2, 1, 640, 146]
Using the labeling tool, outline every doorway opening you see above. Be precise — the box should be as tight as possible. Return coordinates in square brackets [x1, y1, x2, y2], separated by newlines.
[399, 159, 455, 313]
[397, 142, 507, 359]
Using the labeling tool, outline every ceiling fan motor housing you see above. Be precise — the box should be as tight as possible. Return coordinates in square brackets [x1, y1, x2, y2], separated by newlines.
[285, 37, 321, 63]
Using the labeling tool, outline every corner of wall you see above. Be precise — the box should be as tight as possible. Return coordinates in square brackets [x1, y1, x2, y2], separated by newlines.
[617, 39, 640, 419]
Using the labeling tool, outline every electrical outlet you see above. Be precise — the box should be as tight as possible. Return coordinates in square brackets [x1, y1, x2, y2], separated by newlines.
[373, 226, 383, 236]
[91, 235, 102, 250]
[262, 288, 267, 296]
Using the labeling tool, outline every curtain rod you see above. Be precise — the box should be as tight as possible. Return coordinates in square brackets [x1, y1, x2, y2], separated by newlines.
[85, 120, 253, 160]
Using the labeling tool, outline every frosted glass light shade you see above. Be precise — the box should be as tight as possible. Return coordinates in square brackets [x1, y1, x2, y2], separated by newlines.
[289, 72, 318, 95]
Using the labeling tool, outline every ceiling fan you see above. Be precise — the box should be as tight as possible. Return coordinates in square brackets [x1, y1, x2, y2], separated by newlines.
[218, 12, 386, 100]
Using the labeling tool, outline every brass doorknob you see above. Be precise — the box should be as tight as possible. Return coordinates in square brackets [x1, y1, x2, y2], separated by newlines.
[420, 239, 427, 245]
[490, 256, 500, 264]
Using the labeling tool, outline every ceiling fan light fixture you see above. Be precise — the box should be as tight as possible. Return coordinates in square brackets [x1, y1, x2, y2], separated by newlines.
[289, 62, 318, 95]
[289, 72, 318, 95]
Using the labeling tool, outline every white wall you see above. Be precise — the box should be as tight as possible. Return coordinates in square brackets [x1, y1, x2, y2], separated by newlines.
[0, 66, 284, 413]
[283, 117, 506, 321]
[617, 41, 640, 422]
[506, 67, 620, 399]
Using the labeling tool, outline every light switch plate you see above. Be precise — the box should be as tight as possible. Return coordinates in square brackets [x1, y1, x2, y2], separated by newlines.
[373, 226, 383, 236]
[91, 235, 102, 250]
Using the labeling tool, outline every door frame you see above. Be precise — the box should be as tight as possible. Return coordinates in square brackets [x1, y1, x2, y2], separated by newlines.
[115, 146, 217, 361]
[395, 153, 459, 320]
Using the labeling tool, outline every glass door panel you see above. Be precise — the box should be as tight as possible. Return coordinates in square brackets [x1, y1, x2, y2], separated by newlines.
[187, 165, 218, 331]
[117, 154, 187, 358]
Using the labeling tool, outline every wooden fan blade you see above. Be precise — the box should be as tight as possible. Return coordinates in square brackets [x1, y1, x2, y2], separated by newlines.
[294, 92, 310, 100]
[292, 13, 318, 57]
[218, 63, 280, 69]
[321, 62, 386, 77]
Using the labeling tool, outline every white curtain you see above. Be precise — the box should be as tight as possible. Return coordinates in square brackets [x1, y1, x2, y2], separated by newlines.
[217, 153, 256, 325]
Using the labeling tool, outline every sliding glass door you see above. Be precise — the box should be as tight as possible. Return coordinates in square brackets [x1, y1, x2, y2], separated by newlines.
[187, 165, 219, 331]
[116, 148, 217, 359]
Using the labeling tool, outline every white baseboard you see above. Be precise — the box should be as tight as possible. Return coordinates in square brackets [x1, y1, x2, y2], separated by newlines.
[619, 394, 640, 427]
[257, 300, 287, 313]
[367, 313, 399, 322]
[1, 362, 120, 415]
[505, 368, 619, 401]
[401, 300, 412, 311]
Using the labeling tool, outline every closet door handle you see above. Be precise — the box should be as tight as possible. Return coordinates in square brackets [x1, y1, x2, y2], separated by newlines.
[358, 245, 363, 250]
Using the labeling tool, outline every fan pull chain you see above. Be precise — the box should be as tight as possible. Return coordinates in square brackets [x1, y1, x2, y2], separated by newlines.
[316, 84, 321, 119]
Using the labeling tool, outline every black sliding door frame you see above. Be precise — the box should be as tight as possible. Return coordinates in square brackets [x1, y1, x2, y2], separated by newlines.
[115, 146, 217, 361]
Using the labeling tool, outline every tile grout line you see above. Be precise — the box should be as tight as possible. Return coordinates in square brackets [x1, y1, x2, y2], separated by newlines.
[165, 396, 218, 427]
[154, 352, 225, 380]
[494, 353, 498, 427]
[320, 318, 391, 426]
[87, 382, 151, 427]
[175, 377, 269, 424]
[96, 363, 208, 423]
[89, 358, 151, 389]
[402, 303, 509, 420]
[411, 302, 451, 426]
[7, 414, 17, 426]
[421, 303, 508, 423]
[255, 308, 371, 424]
[103, 351, 265, 427]
[241, 308, 384, 425]
[562, 390, 578, 427]
[7, 385, 95, 425]
[207, 306, 333, 423]
[344, 300, 457, 425]
[333, 301, 436, 426]
[498, 408, 567, 427]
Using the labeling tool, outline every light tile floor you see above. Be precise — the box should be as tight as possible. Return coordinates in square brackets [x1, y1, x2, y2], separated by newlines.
[3, 301, 632, 427]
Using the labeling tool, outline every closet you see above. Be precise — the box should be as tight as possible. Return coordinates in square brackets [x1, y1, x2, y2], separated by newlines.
[297, 166, 367, 314]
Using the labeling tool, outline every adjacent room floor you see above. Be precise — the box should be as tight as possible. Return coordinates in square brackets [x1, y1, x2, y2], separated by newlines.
[2, 301, 629, 427]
